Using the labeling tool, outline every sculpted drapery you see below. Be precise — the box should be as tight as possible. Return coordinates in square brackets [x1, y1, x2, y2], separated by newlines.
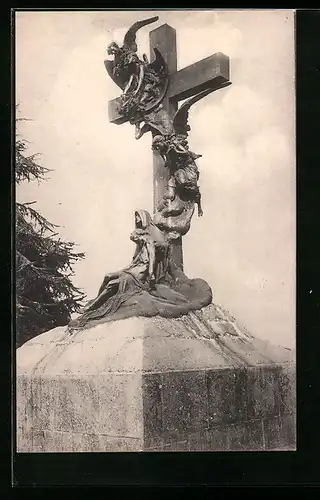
[69, 210, 212, 331]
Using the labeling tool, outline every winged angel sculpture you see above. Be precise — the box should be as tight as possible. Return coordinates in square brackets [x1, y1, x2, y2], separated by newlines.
[137, 84, 230, 240]
[104, 16, 168, 121]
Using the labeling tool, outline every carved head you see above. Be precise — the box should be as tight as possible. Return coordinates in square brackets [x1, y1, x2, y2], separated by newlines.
[152, 135, 168, 155]
[144, 83, 153, 92]
[135, 210, 152, 230]
[107, 42, 120, 55]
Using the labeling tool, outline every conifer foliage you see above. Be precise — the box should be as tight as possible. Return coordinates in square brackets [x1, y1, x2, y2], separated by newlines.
[16, 120, 85, 347]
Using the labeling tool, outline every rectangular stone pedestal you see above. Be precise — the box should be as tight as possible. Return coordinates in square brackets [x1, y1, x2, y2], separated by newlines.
[16, 308, 296, 452]
[17, 365, 295, 452]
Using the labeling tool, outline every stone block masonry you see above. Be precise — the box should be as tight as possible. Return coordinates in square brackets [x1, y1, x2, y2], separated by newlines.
[143, 365, 295, 451]
[16, 304, 295, 452]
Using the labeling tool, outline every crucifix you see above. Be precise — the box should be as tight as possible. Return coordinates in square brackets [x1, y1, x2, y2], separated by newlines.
[69, 17, 230, 330]
[107, 21, 230, 270]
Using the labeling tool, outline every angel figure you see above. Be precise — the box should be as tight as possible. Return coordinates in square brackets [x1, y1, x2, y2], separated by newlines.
[152, 134, 203, 217]
[105, 16, 159, 96]
[150, 85, 234, 217]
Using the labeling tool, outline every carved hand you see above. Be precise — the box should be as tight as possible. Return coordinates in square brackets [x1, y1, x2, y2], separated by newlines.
[147, 273, 156, 289]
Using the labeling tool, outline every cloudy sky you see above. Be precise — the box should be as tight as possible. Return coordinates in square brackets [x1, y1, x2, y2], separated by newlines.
[15, 10, 295, 347]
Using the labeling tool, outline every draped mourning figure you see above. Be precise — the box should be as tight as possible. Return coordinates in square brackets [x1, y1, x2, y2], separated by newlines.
[68, 210, 212, 331]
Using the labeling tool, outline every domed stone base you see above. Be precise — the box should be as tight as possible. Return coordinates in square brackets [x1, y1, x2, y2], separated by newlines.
[16, 303, 295, 452]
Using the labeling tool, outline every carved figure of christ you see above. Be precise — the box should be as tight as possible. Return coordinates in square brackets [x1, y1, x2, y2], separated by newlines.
[108, 24, 230, 269]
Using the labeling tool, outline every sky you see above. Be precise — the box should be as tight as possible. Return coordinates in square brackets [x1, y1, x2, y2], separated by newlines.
[15, 10, 296, 348]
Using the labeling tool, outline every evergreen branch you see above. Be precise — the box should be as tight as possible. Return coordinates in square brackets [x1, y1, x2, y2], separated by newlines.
[15, 116, 85, 347]
[15, 135, 52, 184]
[16, 202, 57, 233]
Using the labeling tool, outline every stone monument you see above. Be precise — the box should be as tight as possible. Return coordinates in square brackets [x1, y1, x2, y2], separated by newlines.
[16, 17, 296, 452]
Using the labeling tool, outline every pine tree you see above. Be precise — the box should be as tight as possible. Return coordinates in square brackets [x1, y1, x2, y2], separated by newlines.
[16, 119, 85, 347]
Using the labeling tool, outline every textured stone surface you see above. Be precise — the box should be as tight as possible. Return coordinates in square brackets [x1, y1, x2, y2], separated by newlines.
[141, 365, 295, 452]
[16, 303, 295, 452]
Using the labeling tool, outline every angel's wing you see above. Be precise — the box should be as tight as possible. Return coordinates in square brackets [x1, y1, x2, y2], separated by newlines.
[148, 47, 167, 75]
[123, 16, 159, 50]
[173, 81, 232, 136]
[135, 123, 152, 140]
[104, 59, 126, 90]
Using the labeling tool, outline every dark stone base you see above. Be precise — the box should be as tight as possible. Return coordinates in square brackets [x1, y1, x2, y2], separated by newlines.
[143, 366, 296, 451]
[144, 416, 296, 452]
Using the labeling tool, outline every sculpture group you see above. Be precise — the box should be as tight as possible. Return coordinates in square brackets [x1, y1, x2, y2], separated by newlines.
[69, 16, 230, 331]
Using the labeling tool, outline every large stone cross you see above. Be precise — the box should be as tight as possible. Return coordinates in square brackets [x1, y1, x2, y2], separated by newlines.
[108, 24, 230, 269]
